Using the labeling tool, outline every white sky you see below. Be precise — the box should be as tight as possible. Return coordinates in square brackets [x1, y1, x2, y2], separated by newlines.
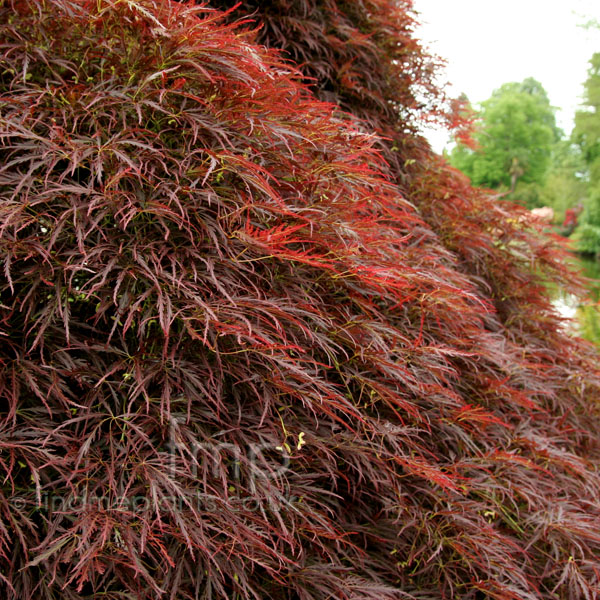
[414, 0, 600, 152]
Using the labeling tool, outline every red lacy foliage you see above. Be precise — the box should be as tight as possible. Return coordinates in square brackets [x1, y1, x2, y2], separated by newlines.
[1, 1, 600, 599]
[214, 0, 459, 170]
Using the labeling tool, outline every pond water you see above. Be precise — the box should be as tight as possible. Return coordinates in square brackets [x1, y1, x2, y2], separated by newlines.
[553, 255, 600, 344]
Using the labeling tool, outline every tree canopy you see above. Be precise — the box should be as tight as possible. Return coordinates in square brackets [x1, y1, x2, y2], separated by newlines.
[574, 53, 600, 185]
[450, 78, 559, 194]
[572, 53, 600, 252]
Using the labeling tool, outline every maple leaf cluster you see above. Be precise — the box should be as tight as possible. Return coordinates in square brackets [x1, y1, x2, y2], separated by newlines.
[0, 1, 599, 598]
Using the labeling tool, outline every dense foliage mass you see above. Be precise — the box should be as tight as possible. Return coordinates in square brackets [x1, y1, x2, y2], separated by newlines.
[1, 1, 600, 599]
[575, 53, 600, 186]
[212, 1, 574, 317]
[573, 52, 600, 253]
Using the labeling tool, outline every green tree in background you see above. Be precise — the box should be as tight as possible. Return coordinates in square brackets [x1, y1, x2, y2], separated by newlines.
[572, 53, 600, 253]
[450, 78, 559, 206]
[574, 53, 600, 185]
[538, 140, 587, 223]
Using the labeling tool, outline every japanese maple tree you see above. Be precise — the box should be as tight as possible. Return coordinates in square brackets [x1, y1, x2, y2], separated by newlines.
[1, 1, 600, 599]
